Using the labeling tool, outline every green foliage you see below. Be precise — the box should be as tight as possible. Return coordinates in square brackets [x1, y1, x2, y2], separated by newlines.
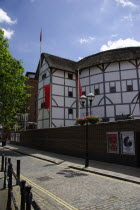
[0, 29, 30, 130]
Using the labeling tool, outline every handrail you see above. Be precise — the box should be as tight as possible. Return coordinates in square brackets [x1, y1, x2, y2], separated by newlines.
[1, 154, 41, 210]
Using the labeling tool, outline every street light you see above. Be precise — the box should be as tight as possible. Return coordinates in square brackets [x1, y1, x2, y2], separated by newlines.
[80, 93, 95, 168]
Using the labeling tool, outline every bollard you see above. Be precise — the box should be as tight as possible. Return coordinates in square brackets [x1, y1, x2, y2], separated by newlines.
[6, 163, 12, 210]
[1, 154, 4, 172]
[16, 160, 20, 185]
[3, 157, 7, 189]
[20, 180, 26, 210]
[25, 185, 32, 210]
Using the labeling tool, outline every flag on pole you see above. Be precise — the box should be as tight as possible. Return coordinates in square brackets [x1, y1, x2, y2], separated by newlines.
[78, 76, 82, 98]
[44, 85, 50, 109]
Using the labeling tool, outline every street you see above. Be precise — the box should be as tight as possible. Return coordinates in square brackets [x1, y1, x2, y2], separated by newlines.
[1, 146, 140, 210]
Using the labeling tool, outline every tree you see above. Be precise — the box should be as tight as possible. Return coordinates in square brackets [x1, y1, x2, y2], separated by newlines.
[0, 29, 30, 132]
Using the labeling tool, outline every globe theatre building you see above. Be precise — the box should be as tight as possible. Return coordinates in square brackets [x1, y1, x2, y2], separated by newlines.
[37, 47, 140, 128]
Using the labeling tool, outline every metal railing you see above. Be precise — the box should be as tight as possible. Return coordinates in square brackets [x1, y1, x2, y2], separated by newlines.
[1, 154, 41, 210]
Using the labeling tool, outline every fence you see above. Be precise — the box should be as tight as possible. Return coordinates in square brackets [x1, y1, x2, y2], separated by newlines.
[1, 154, 41, 210]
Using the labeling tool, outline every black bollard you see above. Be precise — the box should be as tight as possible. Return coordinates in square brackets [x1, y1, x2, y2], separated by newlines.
[25, 185, 32, 210]
[1, 154, 4, 172]
[6, 163, 12, 210]
[20, 180, 26, 210]
[3, 157, 7, 189]
[16, 160, 20, 185]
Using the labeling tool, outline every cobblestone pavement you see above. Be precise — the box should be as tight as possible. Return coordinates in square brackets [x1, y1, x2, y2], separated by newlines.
[1, 146, 140, 210]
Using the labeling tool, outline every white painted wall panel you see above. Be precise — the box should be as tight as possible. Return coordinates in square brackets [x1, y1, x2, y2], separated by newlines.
[93, 95, 103, 106]
[52, 120, 64, 127]
[116, 81, 121, 92]
[90, 66, 102, 75]
[44, 77, 50, 85]
[121, 81, 126, 91]
[37, 121, 42, 129]
[90, 74, 103, 84]
[53, 70, 64, 77]
[122, 92, 136, 103]
[120, 61, 135, 70]
[130, 104, 139, 116]
[52, 96, 64, 106]
[52, 76, 64, 85]
[81, 69, 89, 77]
[105, 72, 120, 81]
[52, 85, 64, 96]
[116, 105, 130, 115]
[105, 62, 119, 72]
[38, 88, 43, 99]
[105, 83, 109, 93]
[91, 106, 104, 117]
[106, 106, 114, 117]
[121, 70, 137, 80]
[43, 120, 49, 128]
[65, 79, 76, 87]
[133, 80, 138, 90]
[42, 63, 49, 72]
[106, 93, 121, 104]
[65, 120, 76, 126]
[65, 98, 76, 107]
[38, 109, 43, 120]
[52, 107, 64, 118]
[43, 109, 49, 119]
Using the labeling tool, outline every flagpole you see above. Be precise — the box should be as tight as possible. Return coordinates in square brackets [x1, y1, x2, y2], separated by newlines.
[78, 69, 80, 118]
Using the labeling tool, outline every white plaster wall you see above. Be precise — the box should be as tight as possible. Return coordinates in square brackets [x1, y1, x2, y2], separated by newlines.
[52, 96, 64, 106]
[130, 104, 140, 116]
[65, 98, 76, 107]
[106, 106, 115, 117]
[91, 106, 104, 117]
[43, 109, 50, 119]
[120, 61, 135, 70]
[52, 107, 64, 118]
[116, 81, 121, 92]
[106, 93, 121, 104]
[65, 120, 75, 126]
[121, 70, 137, 80]
[90, 74, 103, 84]
[52, 76, 64, 85]
[38, 88, 43, 99]
[133, 80, 138, 90]
[65, 79, 76, 87]
[105, 72, 120, 81]
[38, 109, 43, 120]
[122, 92, 137, 103]
[43, 120, 49, 128]
[93, 95, 104, 106]
[81, 77, 89, 86]
[116, 105, 130, 115]
[53, 70, 64, 77]
[37, 121, 42, 129]
[90, 66, 102, 75]
[81, 69, 89, 77]
[52, 85, 64, 96]
[52, 120, 64, 127]
[105, 62, 119, 72]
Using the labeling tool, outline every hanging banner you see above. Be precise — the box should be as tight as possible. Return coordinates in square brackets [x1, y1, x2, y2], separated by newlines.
[44, 85, 50, 109]
[120, 131, 135, 155]
[107, 132, 119, 153]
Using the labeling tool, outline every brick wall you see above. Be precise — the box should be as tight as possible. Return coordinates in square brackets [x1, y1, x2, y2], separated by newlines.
[11, 119, 140, 166]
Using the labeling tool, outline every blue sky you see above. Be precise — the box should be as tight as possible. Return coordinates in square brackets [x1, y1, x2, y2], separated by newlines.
[0, 0, 140, 73]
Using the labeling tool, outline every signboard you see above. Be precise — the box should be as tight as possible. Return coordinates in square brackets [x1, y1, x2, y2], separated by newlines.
[107, 132, 119, 153]
[120, 131, 135, 155]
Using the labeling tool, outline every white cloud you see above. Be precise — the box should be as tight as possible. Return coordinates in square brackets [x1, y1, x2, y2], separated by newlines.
[78, 57, 83, 60]
[115, 0, 137, 8]
[0, 8, 17, 24]
[111, 34, 118, 37]
[1, 28, 14, 39]
[100, 38, 140, 51]
[79, 36, 95, 44]
[121, 14, 133, 22]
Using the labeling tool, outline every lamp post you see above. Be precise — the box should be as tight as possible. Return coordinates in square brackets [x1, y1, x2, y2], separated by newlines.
[80, 93, 95, 168]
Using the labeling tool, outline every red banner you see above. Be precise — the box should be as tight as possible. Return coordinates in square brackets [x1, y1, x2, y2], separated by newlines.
[78, 77, 82, 98]
[44, 85, 50, 109]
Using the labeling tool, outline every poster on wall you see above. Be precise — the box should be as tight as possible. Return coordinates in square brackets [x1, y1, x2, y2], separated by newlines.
[107, 132, 119, 153]
[120, 131, 135, 155]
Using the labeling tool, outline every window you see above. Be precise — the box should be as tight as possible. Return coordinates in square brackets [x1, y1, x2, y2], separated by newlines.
[110, 86, 116, 93]
[95, 88, 100, 95]
[68, 91, 73, 97]
[127, 85, 133, 92]
[68, 73, 73, 80]
[68, 108, 73, 114]
[41, 102, 45, 108]
[42, 73, 46, 80]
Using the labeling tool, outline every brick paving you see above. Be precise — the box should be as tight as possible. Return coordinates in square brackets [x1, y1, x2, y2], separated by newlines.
[1, 144, 140, 209]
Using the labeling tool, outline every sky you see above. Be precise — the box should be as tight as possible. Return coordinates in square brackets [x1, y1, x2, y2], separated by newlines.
[0, 0, 140, 73]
